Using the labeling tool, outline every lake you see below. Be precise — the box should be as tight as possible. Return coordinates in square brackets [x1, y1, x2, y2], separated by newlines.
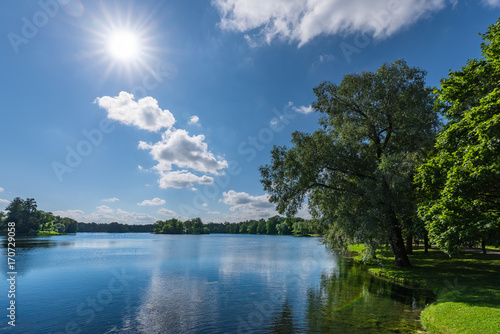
[0, 233, 433, 333]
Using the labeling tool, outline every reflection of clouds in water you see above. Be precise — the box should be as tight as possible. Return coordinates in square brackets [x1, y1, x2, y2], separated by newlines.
[216, 237, 339, 332]
[134, 236, 339, 334]
[219, 237, 338, 281]
[136, 269, 219, 334]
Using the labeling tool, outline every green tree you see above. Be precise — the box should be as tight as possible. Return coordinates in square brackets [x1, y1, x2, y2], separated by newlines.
[239, 221, 249, 234]
[266, 216, 280, 235]
[65, 219, 79, 233]
[256, 219, 267, 234]
[247, 220, 258, 234]
[39, 211, 56, 231]
[54, 223, 66, 233]
[260, 60, 439, 267]
[292, 220, 308, 236]
[5, 197, 41, 234]
[189, 217, 209, 234]
[415, 19, 500, 255]
[276, 222, 291, 235]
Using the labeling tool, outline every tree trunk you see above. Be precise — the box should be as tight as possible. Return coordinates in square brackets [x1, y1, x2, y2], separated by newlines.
[381, 180, 411, 267]
[388, 216, 412, 267]
[482, 239, 487, 254]
[406, 232, 413, 255]
[424, 232, 429, 253]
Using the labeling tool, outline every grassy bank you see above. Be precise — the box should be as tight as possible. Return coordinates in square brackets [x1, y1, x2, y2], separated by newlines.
[37, 231, 66, 236]
[348, 245, 500, 334]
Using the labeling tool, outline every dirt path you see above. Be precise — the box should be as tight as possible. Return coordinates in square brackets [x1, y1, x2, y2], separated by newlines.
[463, 248, 500, 255]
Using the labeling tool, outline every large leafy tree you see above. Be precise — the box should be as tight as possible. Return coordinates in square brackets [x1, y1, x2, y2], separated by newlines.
[260, 60, 439, 267]
[5, 197, 41, 234]
[415, 19, 500, 255]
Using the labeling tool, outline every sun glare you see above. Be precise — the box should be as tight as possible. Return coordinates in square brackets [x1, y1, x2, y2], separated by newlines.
[83, 4, 166, 81]
[107, 30, 141, 62]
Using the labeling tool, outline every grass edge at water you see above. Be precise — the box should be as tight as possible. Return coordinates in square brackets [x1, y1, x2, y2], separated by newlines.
[347, 244, 500, 334]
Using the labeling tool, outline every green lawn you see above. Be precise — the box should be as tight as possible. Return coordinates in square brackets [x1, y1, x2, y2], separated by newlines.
[348, 245, 500, 334]
[37, 230, 65, 236]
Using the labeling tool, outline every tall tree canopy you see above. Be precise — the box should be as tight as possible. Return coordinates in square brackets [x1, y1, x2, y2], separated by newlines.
[261, 60, 440, 267]
[5, 197, 41, 234]
[415, 19, 500, 255]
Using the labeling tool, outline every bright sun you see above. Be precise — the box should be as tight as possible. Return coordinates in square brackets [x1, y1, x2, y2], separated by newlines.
[107, 30, 141, 62]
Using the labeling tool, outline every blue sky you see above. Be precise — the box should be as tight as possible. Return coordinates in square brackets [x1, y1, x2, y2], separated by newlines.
[0, 0, 499, 224]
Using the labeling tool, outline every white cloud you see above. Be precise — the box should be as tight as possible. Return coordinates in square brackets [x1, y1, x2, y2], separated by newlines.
[157, 170, 214, 189]
[312, 54, 335, 68]
[139, 128, 227, 188]
[139, 129, 228, 174]
[52, 207, 157, 225]
[222, 190, 275, 210]
[296, 205, 313, 220]
[222, 190, 277, 220]
[188, 115, 200, 125]
[0, 199, 10, 204]
[319, 54, 335, 63]
[138, 197, 166, 206]
[208, 211, 221, 214]
[53, 209, 85, 217]
[96, 205, 114, 213]
[0, 187, 4, 192]
[95, 91, 175, 132]
[483, 0, 500, 6]
[157, 208, 177, 216]
[213, 0, 457, 47]
[157, 208, 188, 221]
[102, 197, 119, 203]
[293, 105, 314, 114]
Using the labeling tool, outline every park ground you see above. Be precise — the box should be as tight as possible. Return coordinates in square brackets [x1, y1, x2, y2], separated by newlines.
[348, 244, 500, 334]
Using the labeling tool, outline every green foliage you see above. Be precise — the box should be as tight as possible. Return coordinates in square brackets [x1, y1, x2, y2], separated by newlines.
[154, 217, 210, 234]
[415, 18, 500, 256]
[155, 218, 183, 234]
[2, 197, 79, 235]
[266, 216, 280, 235]
[247, 221, 258, 234]
[78, 222, 153, 233]
[291, 221, 307, 236]
[260, 60, 440, 267]
[5, 197, 40, 234]
[37, 230, 65, 236]
[256, 219, 267, 234]
[356, 246, 500, 334]
[65, 219, 78, 233]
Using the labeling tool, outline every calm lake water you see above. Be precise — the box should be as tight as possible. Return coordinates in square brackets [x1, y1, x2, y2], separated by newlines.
[1, 233, 433, 333]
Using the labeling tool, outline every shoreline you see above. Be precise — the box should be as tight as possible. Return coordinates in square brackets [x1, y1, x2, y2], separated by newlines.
[347, 245, 500, 334]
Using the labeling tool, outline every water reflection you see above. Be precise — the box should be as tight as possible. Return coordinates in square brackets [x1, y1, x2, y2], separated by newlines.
[0, 234, 433, 333]
[268, 300, 299, 333]
[306, 258, 435, 333]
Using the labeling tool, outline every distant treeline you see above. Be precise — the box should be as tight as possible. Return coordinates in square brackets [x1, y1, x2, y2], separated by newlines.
[1, 197, 323, 237]
[79, 216, 322, 236]
[78, 222, 154, 233]
[156, 216, 323, 236]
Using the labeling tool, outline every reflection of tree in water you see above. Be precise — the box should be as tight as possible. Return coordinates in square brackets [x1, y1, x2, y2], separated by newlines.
[268, 299, 299, 334]
[306, 259, 434, 333]
[0, 237, 61, 276]
[1, 236, 60, 250]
